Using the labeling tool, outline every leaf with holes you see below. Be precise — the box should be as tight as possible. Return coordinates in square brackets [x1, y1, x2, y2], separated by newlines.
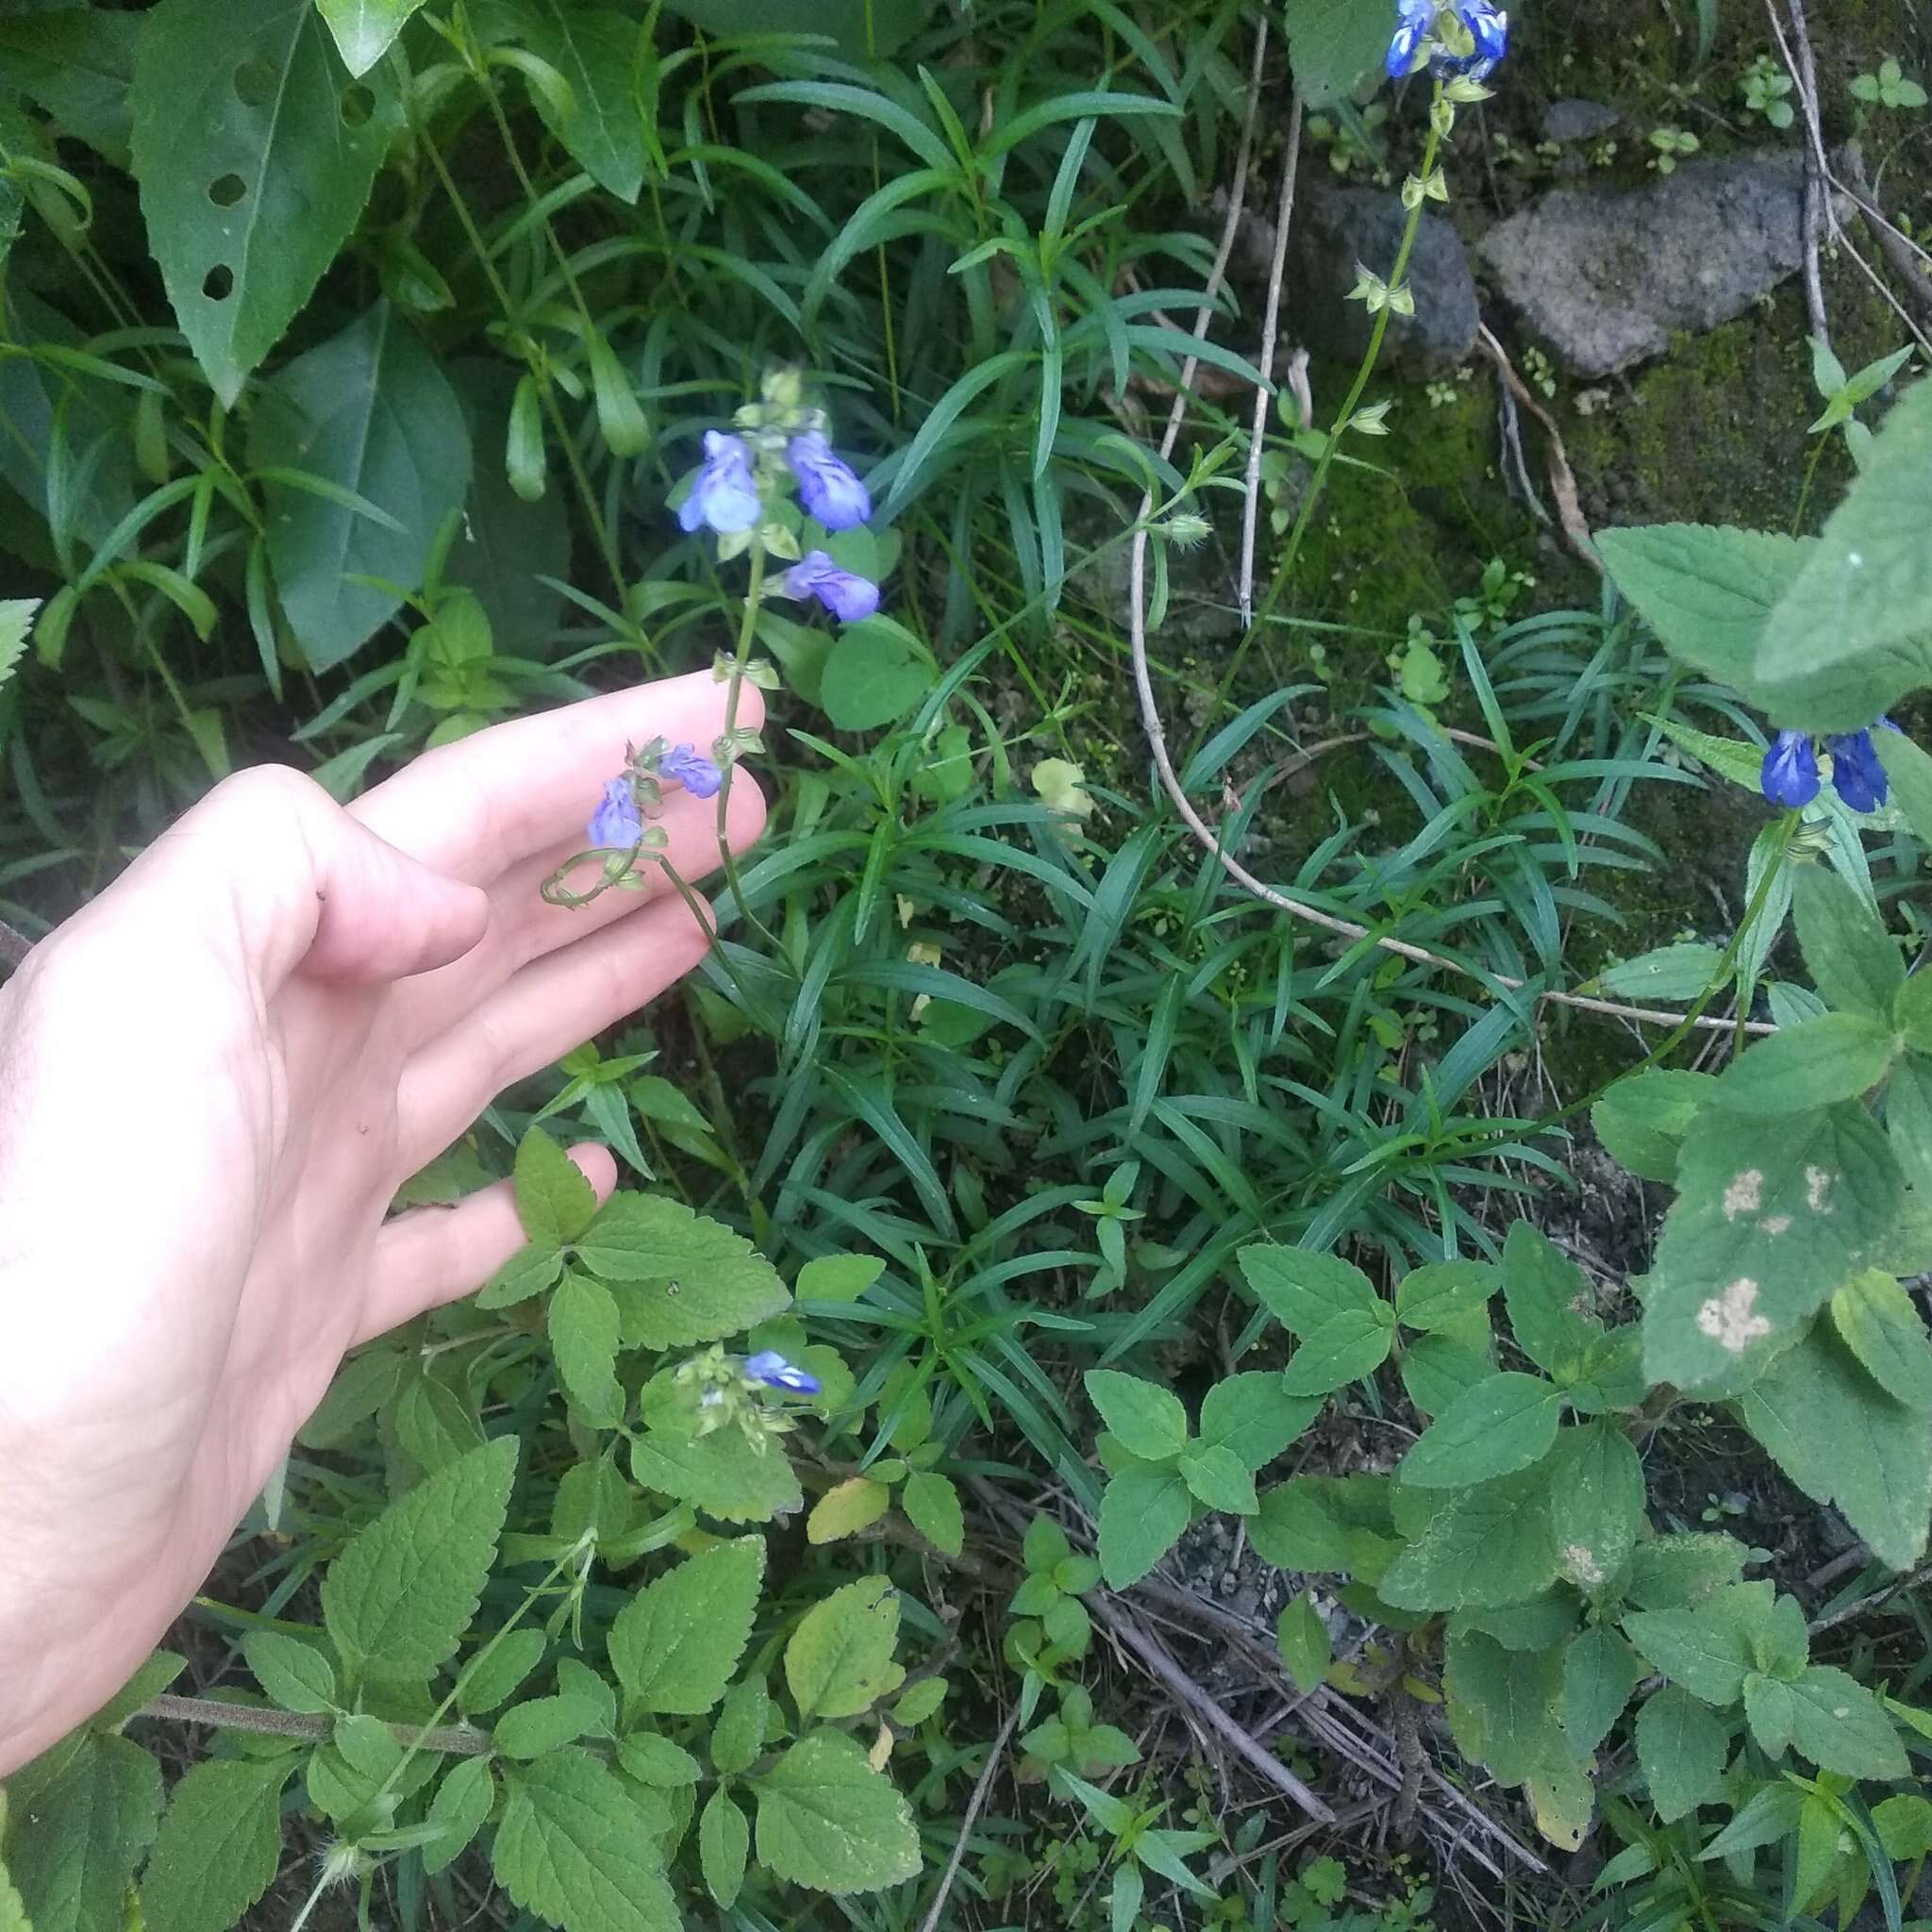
[608, 1536, 763, 1720]
[248, 301, 471, 672]
[130, 0, 397, 404]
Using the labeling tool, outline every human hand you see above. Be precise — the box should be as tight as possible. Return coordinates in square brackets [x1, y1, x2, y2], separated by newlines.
[0, 672, 764, 1774]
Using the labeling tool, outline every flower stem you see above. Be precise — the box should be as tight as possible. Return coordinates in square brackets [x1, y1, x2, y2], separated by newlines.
[713, 547, 784, 954]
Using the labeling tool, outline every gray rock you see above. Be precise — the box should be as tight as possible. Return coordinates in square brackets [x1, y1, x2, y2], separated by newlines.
[1541, 97, 1621, 143]
[1291, 185, 1480, 380]
[1480, 154, 1807, 377]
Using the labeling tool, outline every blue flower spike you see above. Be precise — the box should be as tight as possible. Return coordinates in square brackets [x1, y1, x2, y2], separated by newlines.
[780, 550, 881, 623]
[1387, 1, 1508, 84]
[677, 430, 761, 536]
[1386, 0, 1433, 76]
[744, 1350, 821, 1395]
[588, 777, 642, 849]
[1760, 729, 1822, 809]
[787, 432, 873, 531]
[1827, 726, 1891, 813]
[659, 742, 724, 799]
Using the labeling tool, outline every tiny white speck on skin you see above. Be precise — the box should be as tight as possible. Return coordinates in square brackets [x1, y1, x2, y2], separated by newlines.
[1761, 1215, 1792, 1236]
[1806, 1166, 1836, 1214]
[1724, 1170, 1764, 1220]
[1697, 1276, 1774, 1355]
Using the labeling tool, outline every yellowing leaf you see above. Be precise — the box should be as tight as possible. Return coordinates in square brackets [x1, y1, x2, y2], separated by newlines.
[808, 1476, 891, 1545]
[1032, 758, 1094, 819]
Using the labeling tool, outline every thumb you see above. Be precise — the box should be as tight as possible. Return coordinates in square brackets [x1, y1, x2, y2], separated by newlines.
[124, 764, 490, 990]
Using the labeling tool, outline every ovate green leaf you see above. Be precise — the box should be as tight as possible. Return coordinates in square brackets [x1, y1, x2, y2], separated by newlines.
[751, 1730, 921, 1894]
[1591, 1070, 1719, 1185]
[608, 1536, 763, 1719]
[1083, 1369, 1189, 1462]
[518, 5, 646, 203]
[1284, 0, 1403, 107]
[1784, 1665, 1909, 1779]
[901, 1471, 964, 1556]
[1276, 1595, 1330, 1694]
[316, 0, 428, 74]
[582, 1194, 790, 1344]
[1792, 866, 1905, 1021]
[1441, 1626, 1568, 1786]
[1280, 1306, 1393, 1396]
[1394, 1260, 1498, 1333]
[422, 1757, 493, 1877]
[140, 1757, 291, 1932]
[1828, 1269, 1932, 1409]
[1562, 1625, 1641, 1755]
[5, 1733, 161, 1932]
[1097, 1464, 1191, 1589]
[1238, 1244, 1376, 1336]
[628, 1422, 802, 1523]
[1716, 1012, 1897, 1115]
[1636, 1687, 1729, 1824]
[1400, 1373, 1563, 1489]
[698, 1790, 748, 1908]
[1380, 1463, 1559, 1611]
[785, 1576, 902, 1721]
[492, 1751, 678, 1932]
[1549, 1421, 1645, 1593]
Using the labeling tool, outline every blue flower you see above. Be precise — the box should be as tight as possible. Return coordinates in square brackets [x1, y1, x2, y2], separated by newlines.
[1386, 0, 1434, 76]
[744, 1350, 820, 1394]
[659, 742, 723, 799]
[1390, 1, 1508, 82]
[588, 776, 642, 848]
[788, 432, 873, 530]
[677, 430, 761, 536]
[1827, 725, 1891, 813]
[779, 549, 880, 623]
[1761, 730, 1821, 808]
[1453, 0, 1508, 77]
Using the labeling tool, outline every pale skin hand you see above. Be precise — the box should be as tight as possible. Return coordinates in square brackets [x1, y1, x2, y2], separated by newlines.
[0, 671, 764, 1776]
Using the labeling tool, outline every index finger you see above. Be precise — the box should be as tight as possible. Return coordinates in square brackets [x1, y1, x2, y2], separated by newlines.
[350, 671, 765, 883]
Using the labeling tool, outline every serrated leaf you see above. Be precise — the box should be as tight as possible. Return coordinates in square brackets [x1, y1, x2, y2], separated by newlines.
[321, 1436, 517, 1680]
[608, 1536, 763, 1720]
[1622, 1588, 1758, 1704]
[1592, 1071, 1720, 1185]
[808, 1475, 891, 1545]
[140, 1757, 291, 1932]
[1793, 866, 1905, 1020]
[1280, 1306, 1393, 1396]
[317, 0, 428, 74]
[1784, 1665, 1909, 1778]
[476, 1238, 563, 1310]
[1645, 1104, 1905, 1392]
[5, 1733, 161, 1932]
[518, 4, 645, 202]
[1874, 1792, 1932, 1860]
[1737, 1320, 1932, 1569]
[1441, 1626, 1569, 1786]
[549, 1274, 624, 1428]
[1083, 1369, 1188, 1462]
[1502, 1224, 1604, 1381]
[423, 1757, 493, 1877]
[1563, 1625, 1641, 1754]
[515, 1126, 597, 1243]
[457, 1627, 547, 1716]
[751, 1729, 921, 1894]
[709, 1678, 770, 1776]
[494, 1692, 602, 1759]
[698, 1790, 748, 1907]
[1283, 0, 1401, 107]
[0, 601, 34, 694]
[249, 302, 472, 671]
[615, 1736, 700, 1787]
[1399, 1330, 1493, 1419]
[1198, 1371, 1317, 1469]
[1550, 1421, 1645, 1593]
[1380, 1463, 1560, 1611]
[1877, 727, 1932, 848]
[902, 1471, 964, 1556]
[820, 619, 936, 732]
[582, 1194, 790, 1345]
[1627, 1532, 1749, 1609]
[1097, 1464, 1191, 1589]
[492, 1750, 677, 1932]
[242, 1631, 337, 1714]
[628, 1423, 802, 1524]
[1250, 1478, 1352, 1573]
[129, 0, 396, 405]
[1178, 1444, 1258, 1514]
[1599, 942, 1726, 1003]
[1239, 1244, 1377, 1337]
[1636, 1687, 1728, 1824]
[1718, 1012, 1897, 1115]
[1743, 1673, 1797, 1756]
[1401, 1372, 1563, 1489]
[1395, 1261, 1498, 1333]
[1829, 1269, 1932, 1409]
[1276, 1595, 1330, 1694]
[785, 1576, 901, 1720]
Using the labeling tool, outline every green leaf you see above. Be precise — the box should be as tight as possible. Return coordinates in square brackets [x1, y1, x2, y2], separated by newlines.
[477, 1239, 564, 1311]
[709, 1678, 770, 1776]
[1877, 726, 1932, 847]
[751, 1729, 921, 1894]
[785, 1576, 902, 1720]
[1280, 1306, 1394, 1396]
[1083, 1369, 1188, 1462]
[1645, 1104, 1906, 1392]
[1758, 381, 1932, 694]
[1442, 1626, 1571, 1788]
[1622, 1589, 1758, 1704]
[581, 1194, 791, 1345]
[1380, 1463, 1560, 1611]
[1598, 942, 1726, 1003]
[1874, 1792, 1932, 1861]
[808, 1475, 891, 1544]
[1250, 1478, 1352, 1573]
[1395, 1261, 1498, 1334]
[0, 600, 34, 695]
[1501, 1224, 1604, 1381]
[1736, 1319, 1932, 1569]
[1550, 1422, 1645, 1594]
[698, 1790, 749, 1908]
[1784, 1665, 1910, 1778]
[1238, 1244, 1377, 1337]
[5, 1733, 161, 1932]
[1399, 1331, 1494, 1419]
[1562, 1625, 1642, 1754]
[316, 0, 427, 74]
[518, 5, 645, 202]
[1829, 1268, 1932, 1409]
[819, 618, 936, 732]
[1098, 1464, 1192, 1589]
[1793, 867, 1906, 1021]
[1717, 1011, 1897, 1115]
[1636, 1687, 1729, 1824]
[1178, 1444, 1259, 1515]
[0, 11, 141, 165]
[615, 1737, 699, 1788]
[796, 1254, 885, 1303]
[494, 1692, 602, 1758]
[423, 1757, 494, 1878]
[1627, 1533, 1748, 1609]
[129, 0, 395, 405]
[628, 1422, 802, 1523]
[1198, 1372, 1317, 1470]
[660, 0, 928, 58]
[242, 1631, 337, 1714]
[902, 1471, 964, 1556]
[250, 302, 472, 671]
[139, 1757, 291, 1932]
[321, 1436, 518, 1680]
[1743, 1673, 1797, 1755]
[515, 1126, 597, 1244]
[1276, 1594, 1331, 1694]
[1401, 1373, 1563, 1489]
[457, 1627, 547, 1716]
[608, 1536, 763, 1719]
[492, 1750, 678, 1932]
[548, 1273, 624, 1428]
[1284, 0, 1402, 107]
[1592, 1070, 1720, 1185]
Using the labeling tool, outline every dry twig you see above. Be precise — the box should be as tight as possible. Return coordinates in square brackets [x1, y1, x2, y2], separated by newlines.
[917, 1699, 1022, 1932]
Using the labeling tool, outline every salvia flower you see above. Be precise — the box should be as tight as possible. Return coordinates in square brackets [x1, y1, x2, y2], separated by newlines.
[659, 742, 723, 799]
[587, 777, 642, 848]
[1388, 0, 1508, 82]
[1386, 0, 1434, 76]
[1760, 730, 1821, 808]
[1760, 721, 1900, 813]
[677, 430, 761, 536]
[743, 1350, 820, 1395]
[1826, 723, 1894, 813]
[1454, 1, 1509, 78]
[787, 432, 873, 530]
[779, 549, 880, 623]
